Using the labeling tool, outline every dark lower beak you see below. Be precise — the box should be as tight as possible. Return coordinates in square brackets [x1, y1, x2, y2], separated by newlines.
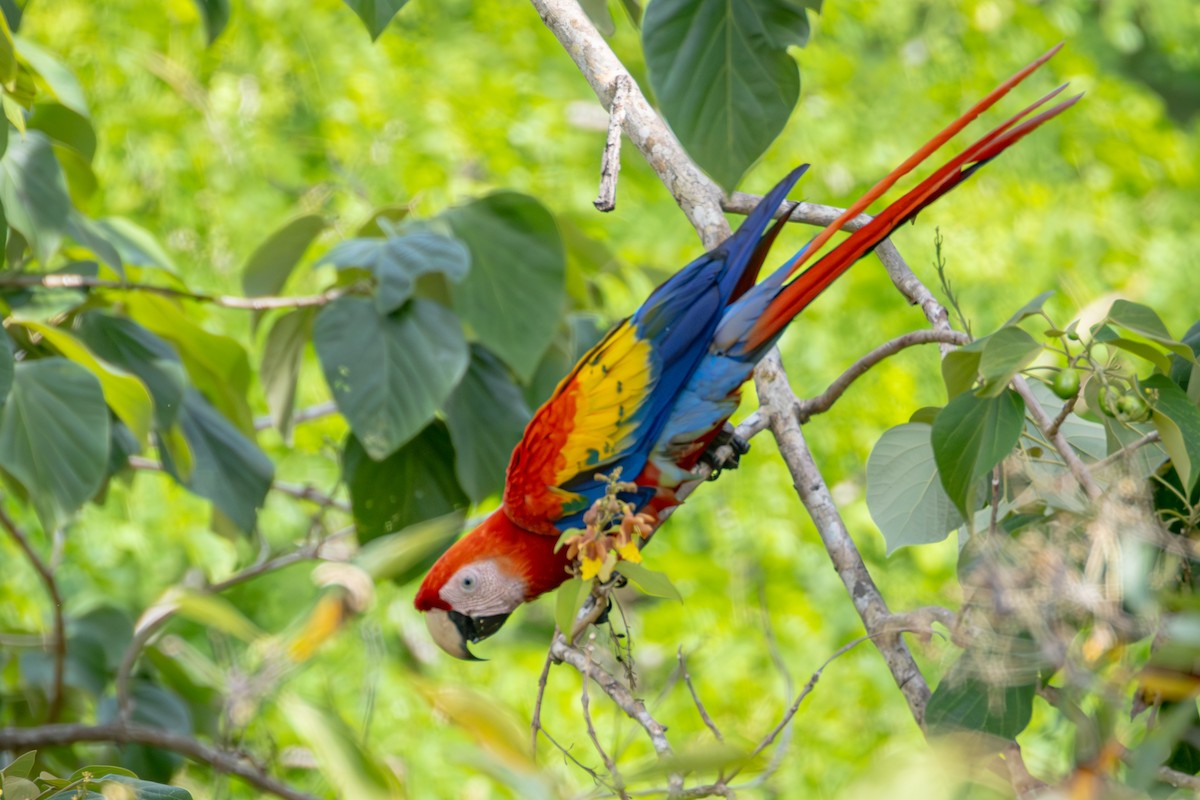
[425, 608, 512, 661]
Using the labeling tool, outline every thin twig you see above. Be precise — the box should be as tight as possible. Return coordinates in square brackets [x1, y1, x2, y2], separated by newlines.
[0, 498, 66, 723]
[677, 648, 723, 742]
[551, 636, 672, 758]
[1012, 376, 1102, 500]
[254, 400, 339, 432]
[1158, 765, 1200, 791]
[1046, 393, 1078, 438]
[1092, 430, 1162, 472]
[0, 722, 317, 800]
[0, 272, 356, 310]
[582, 636, 629, 799]
[797, 329, 969, 421]
[531, 645, 556, 757]
[1003, 741, 1048, 797]
[595, 74, 631, 212]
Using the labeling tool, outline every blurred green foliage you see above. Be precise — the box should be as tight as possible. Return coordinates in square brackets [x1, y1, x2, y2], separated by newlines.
[1, 0, 1199, 798]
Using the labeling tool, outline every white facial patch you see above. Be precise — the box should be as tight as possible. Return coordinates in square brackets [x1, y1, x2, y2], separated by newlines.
[439, 559, 527, 617]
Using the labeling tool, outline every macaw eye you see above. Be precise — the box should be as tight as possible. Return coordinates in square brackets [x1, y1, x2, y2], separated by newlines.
[460, 574, 478, 592]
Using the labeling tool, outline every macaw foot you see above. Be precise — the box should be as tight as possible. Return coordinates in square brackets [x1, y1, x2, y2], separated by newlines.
[700, 422, 750, 480]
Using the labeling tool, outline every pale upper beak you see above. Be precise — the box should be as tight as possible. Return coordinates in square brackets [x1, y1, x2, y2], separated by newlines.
[424, 607, 512, 661]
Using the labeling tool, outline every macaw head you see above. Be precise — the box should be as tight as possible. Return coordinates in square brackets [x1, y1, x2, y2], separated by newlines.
[415, 509, 570, 660]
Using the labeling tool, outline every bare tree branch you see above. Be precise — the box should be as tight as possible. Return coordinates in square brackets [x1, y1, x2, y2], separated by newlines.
[0, 722, 318, 800]
[0, 497, 66, 723]
[255, 400, 339, 432]
[677, 648, 723, 743]
[595, 74, 631, 212]
[756, 350, 932, 726]
[581, 636, 629, 799]
[797, 329, 969, 422]
[0, 272, 356, 310]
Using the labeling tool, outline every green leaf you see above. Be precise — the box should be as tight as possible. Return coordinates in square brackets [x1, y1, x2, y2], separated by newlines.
[127, 293, 253, 433]
[976, 326, 1041, 397]
[341, 0, 410, 40]
[355, 512, 464, 584]
[260, 308, 314, 442]
[67, 212, 123, 274]
[320, 231, 469, 315]
[13, 38, 87, 116]
[0, 9, 15, 86]
[315, 297, 468, 459]
[1099, 335, 1172, 374]
[93, 217, 177, 271]
[444, 345, 531, 502]
[1106, 299, 1196, 362]
[28, 102, 96, 160]
[643, 0, 812, 190]
[281, 695, 403, 800]
[2, 776, 40, 800]
[75, 312, 186, 430]
[1, 750, 35, 779]
[931, 389, 1025, 517]
[160, 389, 274, 533]
[146, 588, 265, 643]
[17, 321, 154, 445]
[941, 348, 981, 398]
[580, 0, 616, 35]
[1141, 374, 1200, 494]
[241, 214, 325, 298]
[444, 192, 566, 381]
[1168, 320, 1200, 403]
[555, 577, 589, 636]
[0, 130, 71, 263]
[51, 140, 96, 207]
[0, 327, 12, 406]
[866, 423, 964, 553]
[1003, 290, 1055, 326]
[192, 0, 230, 45]
[342, 423, 468, 542]
[926, 660, 1035, 740]
[618, 561, 683, 601]
[0, 358, 109, 530]
[97, 681, 192, 782]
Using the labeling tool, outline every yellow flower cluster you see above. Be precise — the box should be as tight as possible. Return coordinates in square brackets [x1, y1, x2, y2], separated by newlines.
[562, 470, 656, 582]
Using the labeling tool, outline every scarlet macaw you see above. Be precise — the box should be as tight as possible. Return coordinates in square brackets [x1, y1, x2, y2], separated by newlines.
[417, 47, 1078, 659]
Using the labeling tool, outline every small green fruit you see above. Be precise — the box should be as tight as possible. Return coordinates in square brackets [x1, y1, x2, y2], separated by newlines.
[1116, 393, 1151, 423]
[1051, 369, 1080, 399]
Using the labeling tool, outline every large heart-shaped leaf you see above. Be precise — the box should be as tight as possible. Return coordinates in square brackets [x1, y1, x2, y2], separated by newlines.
[927, 656, 1036, 741]
[444, 192, 565, 381]
[0, 358, 110, 530]
[0, 130, 71, 263]
[75, 312, 186, 430]
[444, 345, 531, 502]
[643, 0, 813, 190]
[315, 297, 468, 459]
[320, 231, 469, 315]
[932, 388, 1026, 518]
[866, 423, 964, 553]
[343, 423, 468, 542]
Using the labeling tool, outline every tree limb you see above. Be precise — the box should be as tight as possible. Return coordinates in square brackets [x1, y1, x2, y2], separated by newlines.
[0, 722, 318, 800]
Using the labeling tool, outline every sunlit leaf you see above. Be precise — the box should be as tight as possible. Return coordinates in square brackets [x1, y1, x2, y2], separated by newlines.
[92, 217, 177, 272]
[0, 359, 109, 530]
[416, 681, 537, 772]
[618, 561, 683, 601]
[444, 192, 566, 381]
[643, 0, 813, 190]
[1003, 290, 1055, 326]
[17, 320, 154, 445]
[143, 588, 265, 643]
[976, 326, 1041, 397]
[315, 296, 468, 459]
[867, 422, 964, 553]
[75, 312, 186, 429]
[343, 423, 468, 542]
[342, 0, 410, 40]
[1141, 374, 1200, 493]
[444, 345, 531, 502]
[554, 577, 589, 637]
[14, 37, 88, 116]
[941, 347, 981, 398]
[1106, 299, 1196, 362]
[931, 389, 1025, 517]
[1, 750, 35, 779]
